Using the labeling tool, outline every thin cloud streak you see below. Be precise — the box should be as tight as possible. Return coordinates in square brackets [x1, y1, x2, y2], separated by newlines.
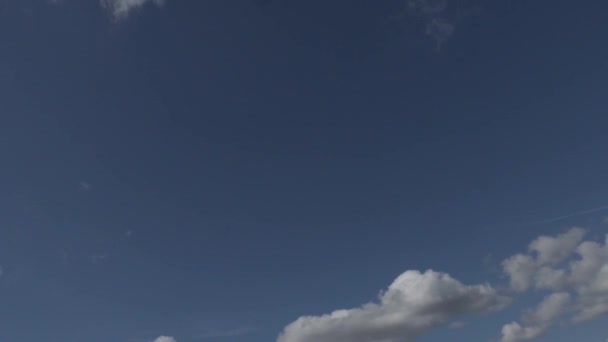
[519, 205, 608, 228]
[200, 327, 256, 339]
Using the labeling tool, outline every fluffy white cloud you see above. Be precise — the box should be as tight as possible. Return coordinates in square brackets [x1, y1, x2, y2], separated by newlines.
[500, 292, 571, 342]
[502, 228, 586, 292]
[570, 238, 608, 323]
[503, 254, 538, 292]
[529, 228, 586, 266]
[100, 0, 165, 19]
[278, 228, 608, 342]
[501, 228, 608, 339]
[277, 270, 510, 342]
[152, 337, 176, 342]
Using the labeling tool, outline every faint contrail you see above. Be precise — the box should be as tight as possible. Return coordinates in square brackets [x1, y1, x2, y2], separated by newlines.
[483, 204, 608, 232]
[519, 204, 608, 228]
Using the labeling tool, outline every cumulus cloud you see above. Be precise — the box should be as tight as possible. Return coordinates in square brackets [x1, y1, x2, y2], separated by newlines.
[152, 336, 176, 342]
[100, 0, 165, 19]
[501, 228, 608, 338]
[570, 238, 608, 323]
[277, 270, 510, 342]
[500, 292, 571, 342]
[503, 228, 586, 292]
[529, 228, 586, 266]
[279, 227, 608, 342]
[503, 254, 538, 292]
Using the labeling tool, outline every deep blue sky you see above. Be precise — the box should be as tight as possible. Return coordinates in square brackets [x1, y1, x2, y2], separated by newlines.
[1, 1, 608, 341]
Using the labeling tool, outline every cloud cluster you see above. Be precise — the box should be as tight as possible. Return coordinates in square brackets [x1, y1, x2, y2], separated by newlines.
[277, 270, 510, 342]
[501, 228, 608, 341]
[279, 227, 608, 342]
[100, 0, 165, 19]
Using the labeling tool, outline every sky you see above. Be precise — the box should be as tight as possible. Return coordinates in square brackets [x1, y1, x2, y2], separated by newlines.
[1, 0, 608, 342]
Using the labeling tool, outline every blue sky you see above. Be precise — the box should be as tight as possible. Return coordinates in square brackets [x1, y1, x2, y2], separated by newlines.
[1, 1, 608, 341]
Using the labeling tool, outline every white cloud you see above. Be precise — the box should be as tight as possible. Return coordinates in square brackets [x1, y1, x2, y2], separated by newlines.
[500, 292, 571, 342]
[277, 270, 510, 342]
[501, 228, 608, 338]
[570, 238, 608, 323]
[502, 228, 586, 292]
[100, 0, 165, 19]
[529, 228, 586, 266]
[503, 254, 538, 292]
[152, 337, 176, 342]
[278, 227, 608, 342]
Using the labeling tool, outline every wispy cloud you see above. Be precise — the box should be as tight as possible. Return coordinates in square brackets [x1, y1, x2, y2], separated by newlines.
[90, 253, 110, 265]
[200, 327, 256, 339]
[100, 0, 166, 20]
[448, 321, 468, 329]
[48, 0, 167, 19]
[407, 0, 454, 50]
[79, 181, 91, 191]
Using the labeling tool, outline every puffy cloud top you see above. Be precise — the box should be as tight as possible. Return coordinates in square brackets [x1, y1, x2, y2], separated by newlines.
[501, 292, 571, 342]
[501, 228, 608, 341]
[153, 336, 176, 342]
[277, 270, 510, 342]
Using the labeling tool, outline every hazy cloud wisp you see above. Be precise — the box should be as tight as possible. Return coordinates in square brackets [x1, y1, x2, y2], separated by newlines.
[100, 0, 165, 19]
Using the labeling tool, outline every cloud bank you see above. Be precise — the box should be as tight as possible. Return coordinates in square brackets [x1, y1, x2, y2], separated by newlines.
[279, 227, 608, 342]
[100, 0, 165, 19]
[277, 270, 510, 342]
